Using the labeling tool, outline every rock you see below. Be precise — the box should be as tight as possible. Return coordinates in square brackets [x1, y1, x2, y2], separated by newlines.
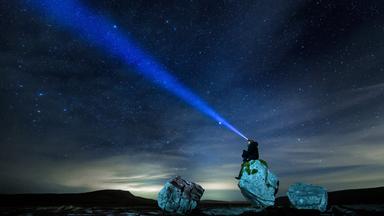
[201, 207, 262, 215]
[157, 176, 204, 214]
[287, 182, 327, 212]
[331, 206, 358, 216]
[238, 160, 279, 208]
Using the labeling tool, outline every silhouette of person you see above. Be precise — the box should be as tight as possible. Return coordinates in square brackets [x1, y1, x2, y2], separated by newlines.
[236, 139, 259, 179]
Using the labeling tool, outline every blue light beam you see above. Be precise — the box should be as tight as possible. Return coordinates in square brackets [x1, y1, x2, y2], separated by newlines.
[25, 0, 248, 140]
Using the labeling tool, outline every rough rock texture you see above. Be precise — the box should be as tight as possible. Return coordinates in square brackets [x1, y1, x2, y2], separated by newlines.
[201, 207, 262, 215]
[287, 182, 328, 212]
[238, 160, 279, 208]
[157, 176, 204, 214]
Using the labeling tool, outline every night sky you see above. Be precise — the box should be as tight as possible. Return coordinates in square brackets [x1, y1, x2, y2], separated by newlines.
[1, 0, 384, 201]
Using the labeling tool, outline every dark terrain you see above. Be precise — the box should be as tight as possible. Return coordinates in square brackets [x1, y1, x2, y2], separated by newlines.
[0, 187, 383, 215]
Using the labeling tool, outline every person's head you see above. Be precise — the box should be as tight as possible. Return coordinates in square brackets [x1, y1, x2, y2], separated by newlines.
[247, 139, 258, 146]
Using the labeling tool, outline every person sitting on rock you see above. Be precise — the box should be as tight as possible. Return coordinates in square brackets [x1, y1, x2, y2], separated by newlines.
[235, 139, 259, 180]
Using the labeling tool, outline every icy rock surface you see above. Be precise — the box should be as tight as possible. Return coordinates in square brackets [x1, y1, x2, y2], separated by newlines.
[157, 176, 204, 214]
[238, 160, 279, 208]
[287, 182, 328, 212]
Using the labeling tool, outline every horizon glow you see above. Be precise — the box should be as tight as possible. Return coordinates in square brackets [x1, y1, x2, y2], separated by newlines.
[25, 0, 248, 140]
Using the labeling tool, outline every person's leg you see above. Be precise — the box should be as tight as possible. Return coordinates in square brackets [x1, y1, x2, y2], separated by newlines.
[235, 162, 245, 179]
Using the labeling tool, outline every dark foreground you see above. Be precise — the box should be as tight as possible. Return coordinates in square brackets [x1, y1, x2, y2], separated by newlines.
[1, 204, 384, 216]
[1, 187, 383, 215]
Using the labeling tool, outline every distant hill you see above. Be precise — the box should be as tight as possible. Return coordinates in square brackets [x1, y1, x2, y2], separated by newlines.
[0, 190, 156, 207]
[276, 186, 384, 206]
[1, 186, 383, 207]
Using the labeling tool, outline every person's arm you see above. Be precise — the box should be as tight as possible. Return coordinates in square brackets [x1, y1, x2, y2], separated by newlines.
[242, 150, 248, 160]
[255, 148, 259, 159]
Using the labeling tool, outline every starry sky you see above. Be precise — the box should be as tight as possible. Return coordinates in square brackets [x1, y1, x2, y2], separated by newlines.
[1, 0, 384, 201]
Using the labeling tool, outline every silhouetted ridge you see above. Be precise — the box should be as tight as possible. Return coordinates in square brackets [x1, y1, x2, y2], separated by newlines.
[328, 186, 384, 205]
[1, 187, 383, 208]
[0, 190, 156, 207]
[275, 186, 384, 207]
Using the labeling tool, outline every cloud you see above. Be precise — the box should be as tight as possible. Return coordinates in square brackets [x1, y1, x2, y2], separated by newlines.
[1, 0, 384, 202]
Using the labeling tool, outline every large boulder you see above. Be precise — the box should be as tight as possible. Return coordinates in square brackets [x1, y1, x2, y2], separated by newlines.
[157, 176, 204, 214]
[238, 160, 279, 208]
[287, 182, 327, 212]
